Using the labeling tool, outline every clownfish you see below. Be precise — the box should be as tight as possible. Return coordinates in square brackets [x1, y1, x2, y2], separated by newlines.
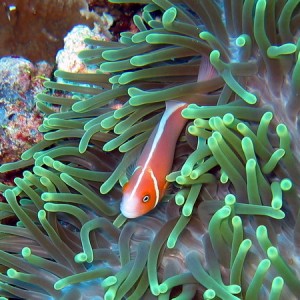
[120, 100, 188, 218]
[120, 57, 216, 218]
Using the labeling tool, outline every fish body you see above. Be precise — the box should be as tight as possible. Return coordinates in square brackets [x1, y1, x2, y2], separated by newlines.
[121, 56, 216, 218]
[120, 101, 188, 218]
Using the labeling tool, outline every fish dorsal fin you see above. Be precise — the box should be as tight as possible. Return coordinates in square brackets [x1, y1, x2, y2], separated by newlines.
[197, 56, 216, 82]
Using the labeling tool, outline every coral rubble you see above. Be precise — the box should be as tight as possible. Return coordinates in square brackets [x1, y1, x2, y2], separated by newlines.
[0, 57, 52, 166]
[56, 25, 109, 74]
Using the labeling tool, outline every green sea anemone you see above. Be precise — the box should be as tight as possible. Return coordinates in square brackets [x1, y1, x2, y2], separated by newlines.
[1, 0, 300, 299]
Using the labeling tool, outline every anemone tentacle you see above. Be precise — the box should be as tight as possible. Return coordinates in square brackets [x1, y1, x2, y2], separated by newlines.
[0, 0, 300, 299]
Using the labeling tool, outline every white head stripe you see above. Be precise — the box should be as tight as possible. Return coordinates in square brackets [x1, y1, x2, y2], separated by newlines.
[149, 169, 160, 206]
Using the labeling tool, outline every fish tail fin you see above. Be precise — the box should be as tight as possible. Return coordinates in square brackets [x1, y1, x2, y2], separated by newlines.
[197, 55, 217, 82]
[165, 100, 188, 112]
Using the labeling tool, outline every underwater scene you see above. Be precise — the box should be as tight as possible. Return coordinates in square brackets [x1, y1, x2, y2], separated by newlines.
[0, 0, 300, 299]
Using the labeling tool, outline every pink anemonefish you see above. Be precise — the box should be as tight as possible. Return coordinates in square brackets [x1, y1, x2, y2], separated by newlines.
[120, 56, 216, 218]
[120, 101, 188, 218]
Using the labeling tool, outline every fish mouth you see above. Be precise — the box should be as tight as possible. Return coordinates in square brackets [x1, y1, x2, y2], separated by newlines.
[121, 208, 141, 219]
[120, 203, 141, 219]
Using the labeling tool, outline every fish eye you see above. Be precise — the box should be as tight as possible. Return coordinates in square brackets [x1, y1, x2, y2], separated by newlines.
[142, 195, 150, 203]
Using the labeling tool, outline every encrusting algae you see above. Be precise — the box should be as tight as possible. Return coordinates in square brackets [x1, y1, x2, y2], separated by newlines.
[0, 0, 300, 299]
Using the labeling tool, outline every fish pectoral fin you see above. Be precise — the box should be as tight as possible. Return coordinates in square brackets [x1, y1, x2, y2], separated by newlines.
[127, 165, 141, 177]
[122, 181, 129, 191]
